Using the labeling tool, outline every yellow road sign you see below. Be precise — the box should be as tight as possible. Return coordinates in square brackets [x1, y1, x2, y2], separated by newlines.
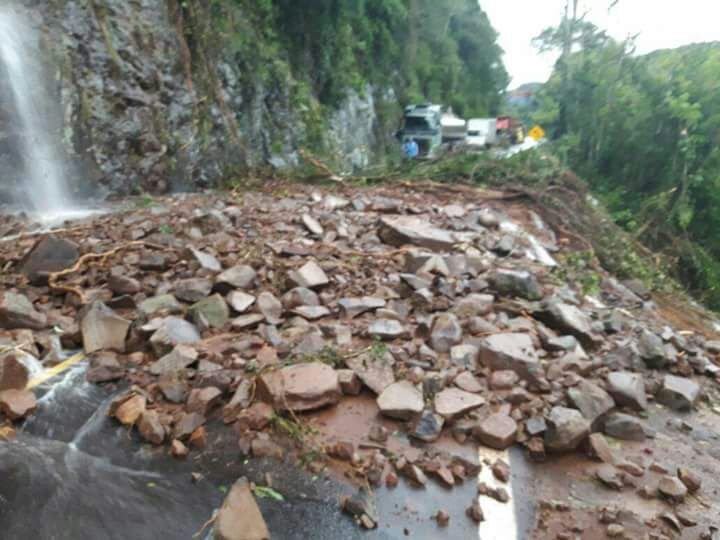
[528, 125, 545, 141]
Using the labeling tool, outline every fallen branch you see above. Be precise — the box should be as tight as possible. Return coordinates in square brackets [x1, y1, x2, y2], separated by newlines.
[47, 241, 169, 303]
[298, 148, 344, 183]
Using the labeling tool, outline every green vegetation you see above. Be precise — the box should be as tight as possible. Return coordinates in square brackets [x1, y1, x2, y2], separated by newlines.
[531, 9, 720, 308]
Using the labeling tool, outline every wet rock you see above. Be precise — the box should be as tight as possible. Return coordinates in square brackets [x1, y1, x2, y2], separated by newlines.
[171, 439, 189, 459]
[527, 437, 546, 461]
[534, 300, 599, 349]
[186, 386, 223, 416]
[0, 354, 30, 391]
[596, 464, 623, 490]
[251, 434, 284, 459]
[108, 275, 141, 296]
[400, 462, 427, 486]
[342, 488, 378, 530]
[257, 362, 341, 411]
[338, 297, 386, 318]
[188, 294, 230, 329]
[434, 388, 485, 419]
[186, 247, 221, 272]
[19, 236, 79, 285]
[479, 333, 539, 379]
[658, 476, 688, 502]
[376, 381, 424, 420]
[236, 402, 275, 432]
[257, 292, 283, 325]
[603, 413, 646, 441]
[430, 313, 463, 353]
[292, 305, 330, 320]
[606, 371, 647, 411]
[368, 319, 406, 340]
[638, 330, 667, 368]
[227, 291, 256, 313]
[216, 265, 256, 292]
[452, 294, 494, 318]
[337, 369, 362, 395]
[114, 394, 147, 426]
[493, 235, 515, 255]
[474, 413, 518, 449]
[139, 294, 184, 316]
[189, 426, 207, 449]
[214, 477, 270, 540]
[378, 215, 456, 251]
[567, 380, 615, 428]
[287, 260, 329, 289]
[0, 292, 47, 330]
[173, 278, 213, 303]
[150, 344, 198, 375]
[138, 410, 166, 445]
[466, 500, 485, 523]
[677, 468, 701, 493]
[488, 269, 542, 300]
[86, 353, 123, 383]
[492, 459, 511, 483]
[656, 374, 700, 410]
[173, 412, 206, 440]
[149, 317, 201, 356]
[0, 389, 37, 420]
[409, 410, 445, 442]
[81, 301, 131, 353]
[544, 406, 590, 452]
[588, 433, 616, 464]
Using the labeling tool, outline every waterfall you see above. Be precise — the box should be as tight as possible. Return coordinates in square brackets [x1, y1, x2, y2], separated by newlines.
[0, 6, 71, 217]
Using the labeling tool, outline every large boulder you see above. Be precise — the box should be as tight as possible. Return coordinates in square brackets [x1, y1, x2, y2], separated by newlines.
[81, 301, 131, 353]
[479, 333, 540, 380]
[488, 269, 543, 300]
[567, 380, 615, 429]
[19, 236, 79, 285]
[376, 381, 424, 420]
[656, 375, 701, 410]
[257, 362, 341, 411]
[603, 412, 646, 441]
[606, 371, 647, 411]
[378, 215, 455, 251]
[534, 300, 599, 349]
[544, 406, 590, 452]
[214, 477, 270, 540]
[0, 292, 47, 330]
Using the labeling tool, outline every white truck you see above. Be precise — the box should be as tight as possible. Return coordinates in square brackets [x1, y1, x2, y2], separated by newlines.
[440, 113, 467, 145]
[466, 118, 497, 149]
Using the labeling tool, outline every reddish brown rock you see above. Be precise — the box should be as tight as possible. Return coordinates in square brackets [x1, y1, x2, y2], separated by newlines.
[257, 362, 341, 411]
[0, 353, 30, 391]
[213, 477, 270, 540]
[113, 394, 147, 426]
[186, 386, 223, 416]
[0, 389, 37, 420]
[474, 413, 518, 450]
[19, 236, 79, 285]
[189, 426, 208, 449]
[236, 402, 274, 432]
[171, 439, 189, 459]
[337, 369, 362, 395]
[138, 410, 166, 445]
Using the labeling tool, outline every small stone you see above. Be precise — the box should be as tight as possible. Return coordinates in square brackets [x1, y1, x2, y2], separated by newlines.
[292, 305, 330, 320]
[173, 412, 206, 440]
[138, 410, 166, 445]
[281, 287, 320, 309]
[227, 291, 256, 313]
[603, 413, 646, 441]
[430, 313, 463, 353]
[434, 388, 485, 419]
[231, 314, 265, 330]
[19, 236, 79, 285]
[171, 439, 189, 459]
[677, 468, 701, 493]
[189, 426, 207, 449]
[0, 389, 37, 420]
[236, 402, 275, 432]
[638, 330, 667, 368]
[257, 292, 283, 325]
[596, 464, 623, 490]
[139, 294, 184, 316]
[466, 501, 485, 523]
[257, 362, 341, 411]
[149, 317, 201, 356]
[474, 413, 518, 449]
[188, 294, 230, 329]
[453, 371, 484, 393]
[344, 350, 396, 394]
[337, 369, 362, 395]
[534, 300, 598, 349]
[0, 292, 47, 330]
[186, 247, 221, 272]
[368, 425, 388, 443]
[490, 370, 519, 390]
[544, 406, 590, 452]
[377, 381, 424, 420]
[488, 268, 542, 300]
[479, 333, 539, 380]
[158, 375, 189, 404]
[114, 394, 146, 426]
[656, 374, 700, 410]
[400, 463, 427, 486]
[338, 297, 386, 319]
[378, 215, 456, 251]
[213, 477, 270, 540]
[368, 319, 406, 340]
[435, 510, 450, 527]
[450, 344, 480, 370]
[658, 475, 688, 501]
[251, 436, 284, 459]
[173, 278, 213, 303]
[410, 410, 444, 442]
[0, 354, 30, 391]
[588, 433, 616, 464]
[150, 344, 198, 376]
[216, 265, 256, 292]
[288, 260, 329, 289]
[492, 459, 510, 483]
[567, 379, 615, 429]
[186, 386, 223, 416]
[607, 524, 625, 537]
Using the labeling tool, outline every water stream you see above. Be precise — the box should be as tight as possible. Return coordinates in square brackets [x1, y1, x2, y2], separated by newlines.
[0, 6, 71, 217]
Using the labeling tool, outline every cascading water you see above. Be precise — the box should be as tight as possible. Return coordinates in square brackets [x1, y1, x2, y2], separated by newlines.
[0, 6, 71, 218]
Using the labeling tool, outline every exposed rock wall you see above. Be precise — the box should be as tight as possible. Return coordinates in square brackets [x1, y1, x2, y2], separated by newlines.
[0, 0, 394, 198]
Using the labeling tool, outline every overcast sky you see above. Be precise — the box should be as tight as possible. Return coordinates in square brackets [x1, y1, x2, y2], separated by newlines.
[482, 0, 720, 87]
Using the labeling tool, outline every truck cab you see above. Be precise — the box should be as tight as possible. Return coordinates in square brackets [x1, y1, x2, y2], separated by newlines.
[466, 118, 497, 149]
[400, 104, 442, 157]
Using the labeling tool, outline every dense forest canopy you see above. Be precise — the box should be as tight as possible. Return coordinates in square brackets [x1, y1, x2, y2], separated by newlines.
[196, 0, 508, 117]
[534, 12, 720, 307]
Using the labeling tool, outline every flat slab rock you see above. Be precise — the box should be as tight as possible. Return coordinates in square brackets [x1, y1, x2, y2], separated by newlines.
[344, 351, 396, 394]
[479, 333, 539, 379]
[376, 381, 424, 420]
[257, 362, 341, 411]
[378, 215, 456, 251]
[434, 388, 485, 419]
[656, 374, 700, 410]
[0, 388, 37, 420]
[214, 477, 270, 540]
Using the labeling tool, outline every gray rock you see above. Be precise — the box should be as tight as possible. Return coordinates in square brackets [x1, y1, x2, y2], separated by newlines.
[474, 413, 518, 449]
[257, 292, 283, 324]
[493, 235, 515, 256]
[534, 300, 599, 349]
[287, 260, 329, 289]
[338, 297, 386, 318]
[410, 410, 445, 442]
[186, 247, 221, 272]
[656, 375, 700, 410]
[451, 294, 495, 318]
[108, 275, 141, 296]
[215, 265, 256, 292]
[450, 344, 479, 370]
[231, 314, 265, 330]
[658, 476, 688, 501]
[19, 236, 79, 285]
[301, 213, 324, 236]
[378, 215, 455, 251]
[227, 291, 256, 313]
[479, 333, 540, 380]
[603, 412, 646, 441]
[149, 317, 202, 356]
[0, 292, 47, 330]
[150, 344, 198, 376]
[214, 477, 270, 540]
[567, 380, 615, 429]
[188, 294, 230, 329]
[282, 287, 320, 309]
[434, 388, 485, 419]
[173, 278, 213, 303]
[81, 302, 131, 353]
[488, 269, 542, 300]
[138, 294, 184, 316]
[404, 253, 450, 276]
[606, 371, 647, 411]
[292, 305, 330, 320]
[544, 406, 590, 452]
[368, 319, 406, 340]
[637, 330, 667, 368]
[376, 381, 424, 420]
[430, 313, 463, 353]
[344, 351, 396, 394]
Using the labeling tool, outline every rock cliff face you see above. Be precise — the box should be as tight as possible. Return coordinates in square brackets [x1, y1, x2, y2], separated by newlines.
[0, 0, 393, 198]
